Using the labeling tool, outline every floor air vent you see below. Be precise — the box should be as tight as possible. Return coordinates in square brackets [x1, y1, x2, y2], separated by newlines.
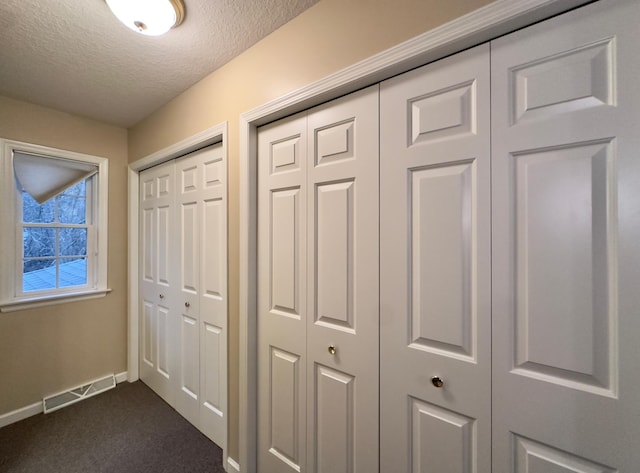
[43, 374, 116, 413]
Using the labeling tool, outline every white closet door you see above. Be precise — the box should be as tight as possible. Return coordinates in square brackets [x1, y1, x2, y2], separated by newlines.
[139, 160, 178, 406]
[306, 86, 379, 473]
[175, 152, 202, 426]
[258, 113, 308, 473]
[380, 44, 491, 473]
[491, 0, 640, 470]
[174, 144, 228, 449]
[196, 144, 228, 449]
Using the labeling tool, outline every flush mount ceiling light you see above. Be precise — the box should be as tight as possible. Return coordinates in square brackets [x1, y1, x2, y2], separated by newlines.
[105, 0, 185, 37]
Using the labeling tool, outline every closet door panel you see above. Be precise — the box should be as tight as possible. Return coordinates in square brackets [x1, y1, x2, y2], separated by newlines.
[306, 85, 379, 473]
[139, 162, 178, 406]
[380, 44, 491, 473]
[315, 365, 355, 473]
[258, 114, 308, 473]
[175, 155, 202, 427]
[197, 144, 227, 447]
[491, 0, 640, 470]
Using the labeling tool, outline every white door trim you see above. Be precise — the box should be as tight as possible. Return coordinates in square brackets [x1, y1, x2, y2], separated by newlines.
[239, 0, 591, 471]
[127, 122, 227, 461]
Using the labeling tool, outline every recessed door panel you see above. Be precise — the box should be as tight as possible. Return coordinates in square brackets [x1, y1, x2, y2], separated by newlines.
[181, 314, 199, 400]
[512, 141, 615, 394]
[272, 136, 301, 173]
[315, 120, 354, 165]
[157, 305, 170, 378]
[143, 301, 154, 367]
[512, 39, 613, 124]
[157, 173, 171, 197]
[142, 209, 154, 282]
[181, 164, 198, 193]
[142, 177, 154, 202]
[157, 206, 171, 287]
[202, 323, 222, 415]
[315, 180, 354, 330]
[202, 199, 224, 300]
[271, 188, 301, 317]
[313, 365, 354, 473]
[181, 202, 198, 294]
[410, 80, 475, 144]
[203, 158, 223, 189]
[411, 398, 475, 473]
[410, 161, 474, 360]
[269, 348, 303, 470]
[513, 435, 616, 473]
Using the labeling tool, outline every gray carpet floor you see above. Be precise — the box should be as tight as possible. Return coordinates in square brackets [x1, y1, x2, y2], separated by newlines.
[0, 381, 225, 473]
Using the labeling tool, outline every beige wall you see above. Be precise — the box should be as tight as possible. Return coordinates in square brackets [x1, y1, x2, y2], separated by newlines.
[0, 95, 128, 414]
[129, 0, 492, 461]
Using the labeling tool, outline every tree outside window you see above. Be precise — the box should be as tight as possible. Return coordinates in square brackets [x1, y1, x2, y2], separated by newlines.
[21, 180, 91, 291]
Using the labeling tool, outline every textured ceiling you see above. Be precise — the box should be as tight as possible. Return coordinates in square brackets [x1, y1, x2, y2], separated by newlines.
[0, 0, 319, 127]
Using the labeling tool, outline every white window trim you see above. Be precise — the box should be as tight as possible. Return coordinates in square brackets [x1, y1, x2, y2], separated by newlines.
[0, 139, 110, 312]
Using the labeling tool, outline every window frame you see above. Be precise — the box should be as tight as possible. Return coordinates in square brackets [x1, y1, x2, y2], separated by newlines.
[0, 139, 109, 312]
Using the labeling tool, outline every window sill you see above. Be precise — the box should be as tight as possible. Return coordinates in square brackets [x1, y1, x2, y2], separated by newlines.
[0, 288, 112, 313]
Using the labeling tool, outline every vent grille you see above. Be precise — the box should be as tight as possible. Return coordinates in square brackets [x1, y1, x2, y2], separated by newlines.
[43, 374, 116, 413]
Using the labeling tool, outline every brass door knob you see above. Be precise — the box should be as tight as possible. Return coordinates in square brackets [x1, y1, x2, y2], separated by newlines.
[328, 345, 336, 355]
[431, 376, 444, 388]
[185, 302, 190, 308]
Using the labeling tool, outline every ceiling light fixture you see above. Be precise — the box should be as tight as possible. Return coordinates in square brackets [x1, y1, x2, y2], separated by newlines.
[105, 0, 185, 37]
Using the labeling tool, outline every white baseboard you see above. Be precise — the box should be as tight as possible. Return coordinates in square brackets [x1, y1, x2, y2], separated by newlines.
[115, 371, 128, 384]
[1, 371, 129, 429]
[226, 457, 240, 472]
[0, 401, 43, 429]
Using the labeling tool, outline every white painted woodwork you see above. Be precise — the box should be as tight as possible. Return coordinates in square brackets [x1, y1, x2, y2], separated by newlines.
[410, 399, 475, 473]
[248, 3, 640, 472]
[139, 161, 178, 406]
[240, 3, 597, 471]
[139, 143, 227, 451]
[491, 0, 640, 470]
[314, 366, 355, 473]
[175, 154, 204, 426]
[198, 145, 228, 447]
[258, 113, 308, 473]
[380, 44, 491, 473]
[306, 86, 379, 473]
[257, 87, 378, 473]
[174, 144, 228, 448]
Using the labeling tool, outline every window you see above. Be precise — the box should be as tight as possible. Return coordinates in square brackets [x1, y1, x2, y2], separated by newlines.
[0, 139, 109, 312]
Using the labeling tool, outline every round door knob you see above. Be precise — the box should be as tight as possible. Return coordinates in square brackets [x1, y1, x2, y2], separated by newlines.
[328, 345, 336, 355]
[431, 376, 444, 388]
[185, 302, 190, 308]
[159, 294, 164, 299]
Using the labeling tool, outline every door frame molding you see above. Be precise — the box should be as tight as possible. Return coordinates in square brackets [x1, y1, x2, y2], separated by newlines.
[127, 121, 228, 458]
[239, 0, 590, 471]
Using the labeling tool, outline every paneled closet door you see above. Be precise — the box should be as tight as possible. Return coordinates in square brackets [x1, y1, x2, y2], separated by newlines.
[257, 86, 379, 473]
[306, 86, 379, 473]
[196, 144, 228, 449]
[491, 0, 640, 470]
[380, 44, 491, 473]
[139, 160, 178, 406]
[175, 152, 202, 427]
[258, 113, 308, 473]
[174, 144, 228, 449]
